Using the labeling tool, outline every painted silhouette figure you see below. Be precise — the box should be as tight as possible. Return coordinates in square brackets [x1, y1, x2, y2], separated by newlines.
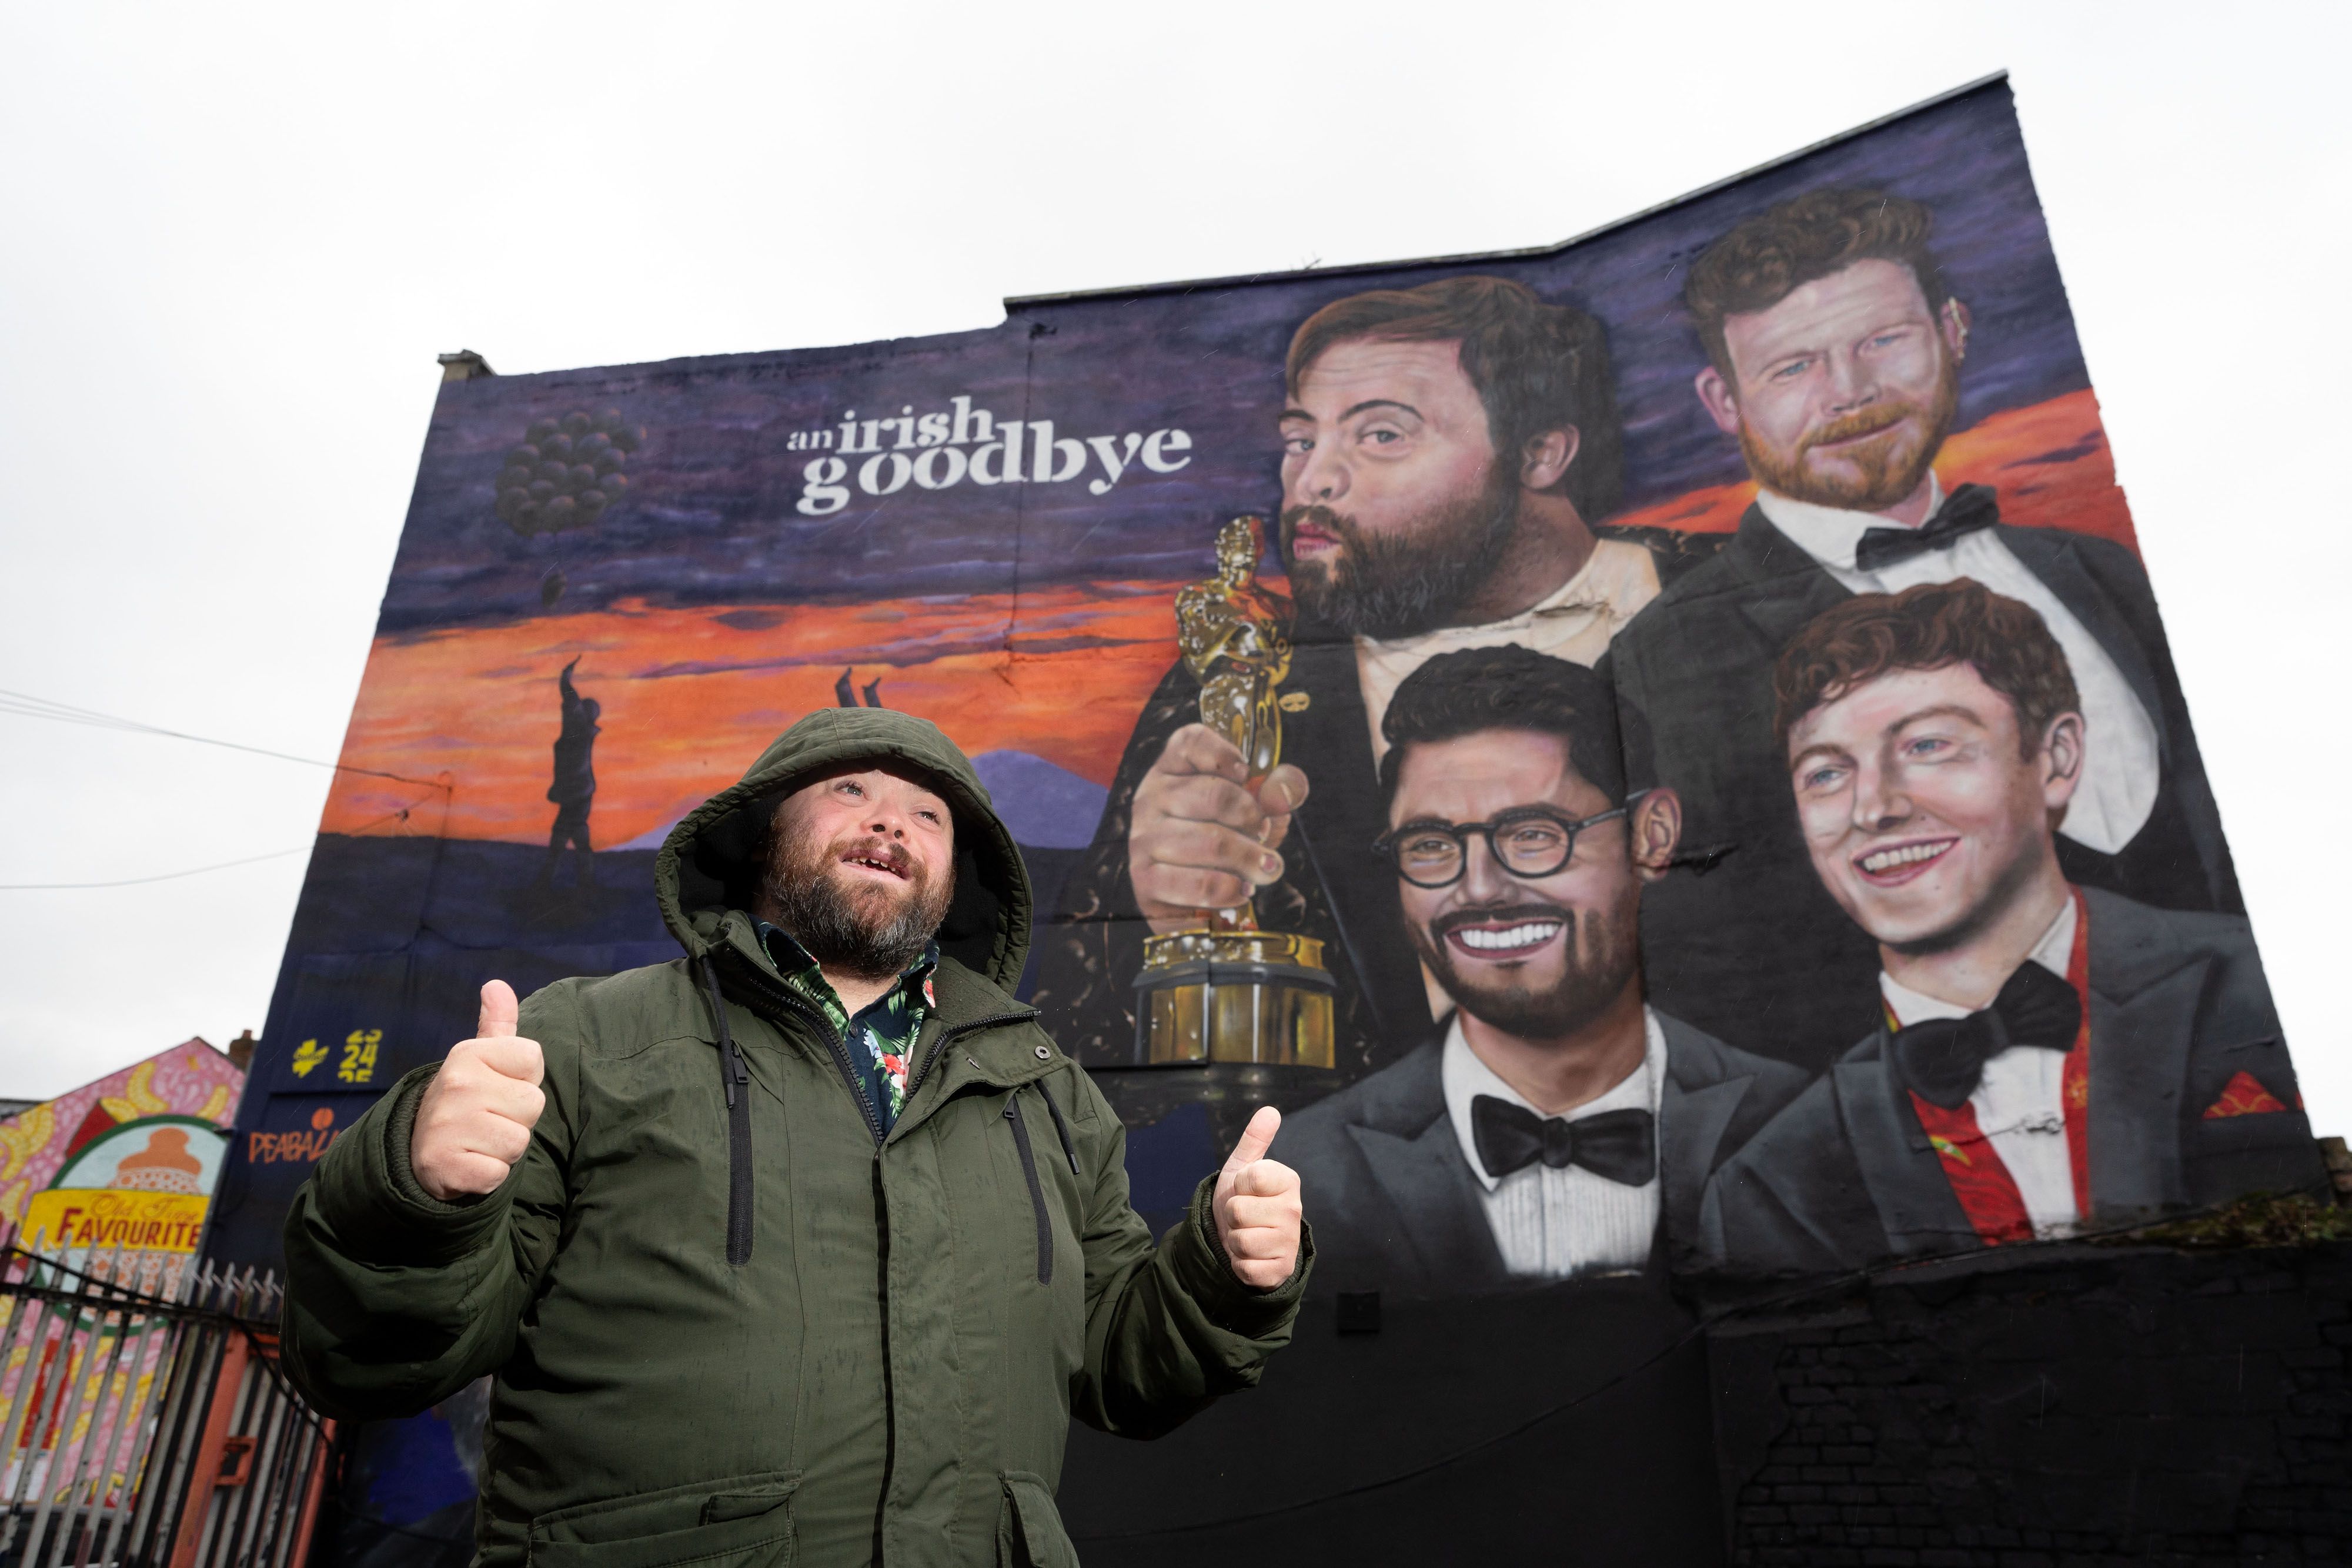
[537, 659, 600, 888]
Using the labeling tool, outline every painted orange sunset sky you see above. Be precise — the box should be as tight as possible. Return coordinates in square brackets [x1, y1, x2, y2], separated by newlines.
[322, 390, 2137, 848]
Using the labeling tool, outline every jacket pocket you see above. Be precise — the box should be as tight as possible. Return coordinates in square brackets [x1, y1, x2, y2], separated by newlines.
[529, 1471, 801, 1568]
[994, 1471, 1078, 1568]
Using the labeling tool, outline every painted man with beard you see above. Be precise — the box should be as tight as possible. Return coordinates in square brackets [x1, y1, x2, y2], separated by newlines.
[1606, 188, 2238, 1071]
[1279, 647, 1806, 1294]
[1035, 276, 1716, 1088]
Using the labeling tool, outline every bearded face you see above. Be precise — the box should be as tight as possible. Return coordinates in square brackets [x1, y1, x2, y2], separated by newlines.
[1274, 334, 1538, 641]
[760, 801, 955, 982]
[1405, 885, 1643, 1041]
[1278, 453, 1522, 639]
[1738, 350, 1959, 513]
[1704, 258, 1967, 515]
[1388, 731, 1650, 1042]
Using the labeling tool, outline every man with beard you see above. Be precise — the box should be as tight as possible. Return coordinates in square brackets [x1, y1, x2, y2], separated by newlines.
[1607, 188, 2237, 1069]
[1702, 583, 2315, 1275]
[1279, 647, 1806, 1293]
[1035, 275, 1713, 1084]
[279, 707, 1309, 1568]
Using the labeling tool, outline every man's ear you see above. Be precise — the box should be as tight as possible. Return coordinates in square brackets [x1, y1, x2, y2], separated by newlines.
[1695, 366, 1742, 435]
[1939, 297, 1973, 363]
[1519, 426, 1579, 492]
[2039, 712, 2084, 821]
[1632, 787, 1683, 884]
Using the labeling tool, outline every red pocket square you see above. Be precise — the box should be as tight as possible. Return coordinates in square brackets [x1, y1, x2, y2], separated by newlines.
[2202, 1070, 2288, 1120]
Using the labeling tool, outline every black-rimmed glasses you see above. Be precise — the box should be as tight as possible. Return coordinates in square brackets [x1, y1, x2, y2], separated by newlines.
[1371, 804, 1629, 888]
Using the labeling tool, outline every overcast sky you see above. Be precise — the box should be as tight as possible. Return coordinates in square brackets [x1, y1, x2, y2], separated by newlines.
[2, 4, 2346, 1122]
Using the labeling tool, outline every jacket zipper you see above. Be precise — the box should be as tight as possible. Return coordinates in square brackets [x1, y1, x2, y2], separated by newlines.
[907, 1009, 1038, 1101]
[714, 945, 1045, 1147]
[1002, 1089, 1054, 1285]
[712, 947, 887, 1146]
[696, 955, 757, 1268]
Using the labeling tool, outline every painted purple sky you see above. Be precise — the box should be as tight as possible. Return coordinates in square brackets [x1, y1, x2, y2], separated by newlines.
[378, 79, 2083, 632]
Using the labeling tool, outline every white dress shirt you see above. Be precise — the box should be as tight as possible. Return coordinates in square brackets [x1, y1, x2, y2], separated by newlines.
[1880, 898, 2081, 1237]
[1756, 480, 2158, 855]
[1352, 536, 1661, 767]
[1441, 1008, 1666, 1278]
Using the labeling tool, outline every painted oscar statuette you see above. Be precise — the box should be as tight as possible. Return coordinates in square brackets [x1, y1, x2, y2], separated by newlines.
[1135, 516, 1337, 1068]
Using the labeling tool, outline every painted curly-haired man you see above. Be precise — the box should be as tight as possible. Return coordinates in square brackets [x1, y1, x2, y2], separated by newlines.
[1607, 188, 2240, 1069]
[1701, 580, 2315, 1275]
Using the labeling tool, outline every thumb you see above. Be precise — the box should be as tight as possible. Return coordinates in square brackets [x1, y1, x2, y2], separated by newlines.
[1221, 1105, 1281, 1175]
[477, 979, 520, 1039]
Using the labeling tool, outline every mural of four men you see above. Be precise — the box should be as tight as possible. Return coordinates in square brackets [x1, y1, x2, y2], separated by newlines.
[1034, 186, 2320, 1289]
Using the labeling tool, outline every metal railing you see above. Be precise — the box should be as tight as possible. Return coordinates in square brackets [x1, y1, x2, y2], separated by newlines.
[0, 1231, 333, 1568]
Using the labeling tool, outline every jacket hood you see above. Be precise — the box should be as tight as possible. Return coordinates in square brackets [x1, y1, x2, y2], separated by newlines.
[654, 707, 1033, 989]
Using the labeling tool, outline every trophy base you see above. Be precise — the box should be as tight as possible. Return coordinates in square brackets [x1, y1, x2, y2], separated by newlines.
[1134, 930, 1336, 1068]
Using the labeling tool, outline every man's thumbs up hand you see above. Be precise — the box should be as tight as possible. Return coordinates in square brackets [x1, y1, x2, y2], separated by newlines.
[1211, 1105, 1302, 1289]
[410, 981, 548, 1202]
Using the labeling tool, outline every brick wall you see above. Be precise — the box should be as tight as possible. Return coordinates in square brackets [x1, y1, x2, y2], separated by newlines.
[1708, 1241, 2352, 1563]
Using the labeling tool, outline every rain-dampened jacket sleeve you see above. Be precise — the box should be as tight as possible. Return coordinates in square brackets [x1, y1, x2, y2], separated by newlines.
[1062, 1063, 1311, 1438]
[278, 984, 580, 1420]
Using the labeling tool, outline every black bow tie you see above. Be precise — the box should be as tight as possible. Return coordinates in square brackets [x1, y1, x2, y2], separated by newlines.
[1471, 1097, 1655, 1186]
[1890, 961, 2083, 1110]
[1852, 483, 2002, 571]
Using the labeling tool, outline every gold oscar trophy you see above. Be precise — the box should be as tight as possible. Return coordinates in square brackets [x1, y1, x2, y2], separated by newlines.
[1134, 516, 1337, 1068]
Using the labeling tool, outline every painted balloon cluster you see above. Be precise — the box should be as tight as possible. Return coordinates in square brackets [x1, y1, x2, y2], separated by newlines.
[495, 410, 644, 536]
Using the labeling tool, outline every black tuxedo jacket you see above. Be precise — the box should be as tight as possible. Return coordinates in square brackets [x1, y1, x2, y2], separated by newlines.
[1275, 1013, 1810, 1297]
[1605, 497, 2241, 1072]
[1031, 525, 1722, 1081]
[1699, 888, 2321, 1278]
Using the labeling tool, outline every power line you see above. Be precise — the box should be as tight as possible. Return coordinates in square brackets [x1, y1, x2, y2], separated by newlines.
[0, 846, 310, 890]
[0, 799, 434, 891]
[0, 688, 450, 791]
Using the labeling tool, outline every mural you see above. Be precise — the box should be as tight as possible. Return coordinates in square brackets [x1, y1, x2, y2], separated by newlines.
[0, 1040, 245, 1517]
[1, 1041, 243, 1271]
[206, 77, 2321, 1561]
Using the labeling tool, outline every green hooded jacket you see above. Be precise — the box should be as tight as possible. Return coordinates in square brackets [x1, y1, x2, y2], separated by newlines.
[280, 708, 1309, 1568]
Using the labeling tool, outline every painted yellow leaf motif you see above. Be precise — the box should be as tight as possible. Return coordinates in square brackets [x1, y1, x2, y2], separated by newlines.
[0, 1178, 32, 1233]
[126, 1060, 170, 1116]
[0, 1105, 55, 1185]
[195, 1085, 235, 1126]
[1929, 1134, 1972, 1168]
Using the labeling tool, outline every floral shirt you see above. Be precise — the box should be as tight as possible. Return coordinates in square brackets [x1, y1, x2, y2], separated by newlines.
[756, 922, 938, 1135]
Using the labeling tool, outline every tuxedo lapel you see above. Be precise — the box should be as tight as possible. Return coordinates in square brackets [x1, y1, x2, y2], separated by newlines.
[2084, 896, 2207, 1216]
[1835, 1048, 1979, 1258]
[1724, 507, 1852, 648]
[1998, 527, 2167, 762]
[1285, 625, 1428, 1044]
[1342, 1115, 1509, 1293]
[1658, 1074, 1746, 1258]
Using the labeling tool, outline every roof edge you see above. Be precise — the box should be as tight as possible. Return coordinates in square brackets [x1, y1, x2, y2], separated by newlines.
[1002, 71, 2010, 312]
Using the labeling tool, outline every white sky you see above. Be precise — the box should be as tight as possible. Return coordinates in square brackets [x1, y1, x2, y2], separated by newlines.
[1, 4, 2346, 1125]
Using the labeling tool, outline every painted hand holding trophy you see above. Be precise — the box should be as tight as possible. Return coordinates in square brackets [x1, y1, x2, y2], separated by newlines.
[1133, 516, 1337, 1068]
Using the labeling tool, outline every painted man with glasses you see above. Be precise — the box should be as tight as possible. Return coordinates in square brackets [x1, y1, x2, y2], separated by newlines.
[1279, 646, 1806, 1295]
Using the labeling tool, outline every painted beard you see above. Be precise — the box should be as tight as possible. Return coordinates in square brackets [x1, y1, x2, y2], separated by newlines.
[1278, 459, 1521, 639]
[1406, 895, 1641, 1041]
[1742, 353, 1961, 512]
[761, 828, 953, 982]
